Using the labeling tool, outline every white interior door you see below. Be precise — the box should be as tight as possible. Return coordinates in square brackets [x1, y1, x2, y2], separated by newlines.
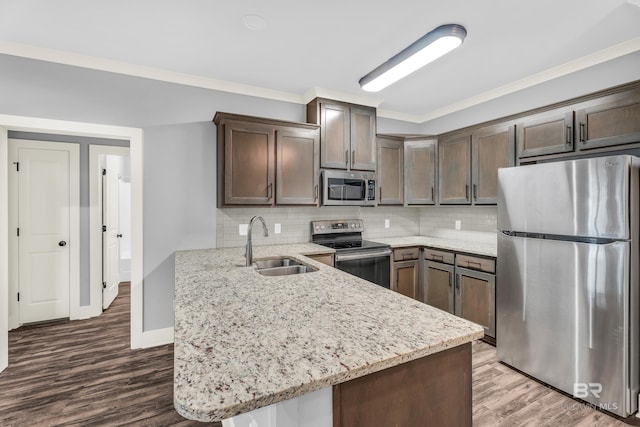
[15, 143, 71, 323]
[102, 155, 120, 309]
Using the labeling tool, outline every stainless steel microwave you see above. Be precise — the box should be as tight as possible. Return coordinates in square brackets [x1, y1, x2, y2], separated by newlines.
[321, 170, 377, 206]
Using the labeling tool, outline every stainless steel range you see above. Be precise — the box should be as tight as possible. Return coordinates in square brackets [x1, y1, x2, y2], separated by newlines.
[311, 219, 391, 288]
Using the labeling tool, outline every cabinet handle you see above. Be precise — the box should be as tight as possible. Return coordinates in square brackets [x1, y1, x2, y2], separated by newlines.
[267, 183, 273, 199]
[465, 184, 469, 200]
[379, 186, 382, 201]
[314, 184, 318, 201]
[467, 261, 482, 269]
[345, 150, 349, 167]
[455, 274, 460, 293]
[352, 150, 355, 165]
[579, 123, 586, 142]
[449, 274, 453, 288]
[566, 125, 573, 145]
[473, 184, 477, 201]
[431, 186, 434, 201]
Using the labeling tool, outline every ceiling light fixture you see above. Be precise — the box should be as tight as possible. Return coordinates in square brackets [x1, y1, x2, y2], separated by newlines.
[359, 24, 467, 92]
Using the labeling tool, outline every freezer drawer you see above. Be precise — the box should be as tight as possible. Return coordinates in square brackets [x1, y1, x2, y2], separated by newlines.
[497, 233, 637, 416]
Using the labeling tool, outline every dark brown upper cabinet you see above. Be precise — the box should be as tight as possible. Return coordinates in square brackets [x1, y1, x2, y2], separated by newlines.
[404, 138, 437, 205]
[472, 124, 515, 204]
[214, 112, 319, 207]
[575, 88, 640, 151]
[517, 108, 574, 159]
[307, 98, 376, 171]
[439, 123, 514, 205]
[276, 127, 320, 205]
[376, 136, 404, 205]
[438, 134, 471, 204]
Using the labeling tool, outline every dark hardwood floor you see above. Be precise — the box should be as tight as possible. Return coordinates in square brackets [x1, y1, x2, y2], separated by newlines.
[0, 284, 636, 426]
[0, 283, 217, 427]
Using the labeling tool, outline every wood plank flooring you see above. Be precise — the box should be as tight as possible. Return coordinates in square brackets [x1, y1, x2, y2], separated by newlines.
[471, 341, 636, 427]
[0, 283, 218, 427]
[0, 284, 637, 426]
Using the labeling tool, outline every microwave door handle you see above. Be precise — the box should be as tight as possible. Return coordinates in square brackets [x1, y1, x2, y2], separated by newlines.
[335, 250, 392, 262]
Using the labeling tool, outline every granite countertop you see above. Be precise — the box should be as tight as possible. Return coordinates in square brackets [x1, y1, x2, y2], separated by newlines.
[371, 231, 497, 257]
[173, 243, 484, 422]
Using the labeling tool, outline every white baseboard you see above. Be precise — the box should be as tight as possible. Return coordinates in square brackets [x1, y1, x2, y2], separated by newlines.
[141, 326, 174, 348]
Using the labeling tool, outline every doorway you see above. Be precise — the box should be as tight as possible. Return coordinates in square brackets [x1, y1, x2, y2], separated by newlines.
[89, 146, 130, 311]
[8, 139, 80, 325]
[0, 115, 144, 375]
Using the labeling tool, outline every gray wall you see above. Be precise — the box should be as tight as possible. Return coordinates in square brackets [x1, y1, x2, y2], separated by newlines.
[7, 131, 129, 306]
[0, 54, 304, 331]
[420, 51, 640, 134]
[142, 123, 216, 329]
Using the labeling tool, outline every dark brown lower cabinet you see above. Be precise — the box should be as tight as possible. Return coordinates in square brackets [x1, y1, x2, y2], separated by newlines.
[333, 343, 472, 427]
[392, 247, 421, 300]
[423, 249, 496, 342]
[423, 260, 455, 313]
[455, 266, 496, 340]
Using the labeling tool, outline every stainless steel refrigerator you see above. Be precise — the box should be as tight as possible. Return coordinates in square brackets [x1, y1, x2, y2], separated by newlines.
[497, 155, 640, 417]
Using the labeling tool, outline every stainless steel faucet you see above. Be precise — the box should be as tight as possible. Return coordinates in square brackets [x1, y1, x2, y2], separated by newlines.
[245, 215, 269, 266]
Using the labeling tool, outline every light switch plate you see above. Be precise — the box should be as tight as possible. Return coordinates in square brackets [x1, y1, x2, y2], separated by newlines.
[384, 219, 390, 229]
[275, 223, 281, 234]
[455, 220, 461, 230]
[239, 224, 248, 236]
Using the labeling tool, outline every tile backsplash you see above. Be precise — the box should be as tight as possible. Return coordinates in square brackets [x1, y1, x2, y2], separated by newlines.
[420, 206, 497, 234]
[217, 205, 497, 248]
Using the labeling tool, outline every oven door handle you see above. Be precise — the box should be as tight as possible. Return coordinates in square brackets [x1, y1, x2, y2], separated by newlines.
[335, 249, 392, 262]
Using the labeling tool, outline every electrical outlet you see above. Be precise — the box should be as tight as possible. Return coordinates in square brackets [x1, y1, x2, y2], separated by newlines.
[274, 223, 281, 234]
[384, 219, 390, 229]
[239, 224, 248, 236]
[455, 220, 461, 230]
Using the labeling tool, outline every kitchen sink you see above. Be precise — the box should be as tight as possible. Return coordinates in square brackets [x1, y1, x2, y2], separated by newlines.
[254, 257, 317, 276]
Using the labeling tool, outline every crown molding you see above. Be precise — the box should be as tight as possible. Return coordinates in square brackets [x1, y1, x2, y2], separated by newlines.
[414, 37, 640, 123]
[0, 41, 303, 104]
[1, 38, 639, 125]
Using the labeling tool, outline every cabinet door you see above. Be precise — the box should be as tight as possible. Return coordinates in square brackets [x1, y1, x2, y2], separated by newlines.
[472, 124, 515, 204]
[438, 135, 471, 204]
[320, 102, 350, 169]
[377, 136, 403, 205]
[350, 106, 377, 171]
[455, 267, 495, 338]
[405, 139, 437, 205]
[423, 261, 454, 314]
[576, 90, 640, 150]
[275, 127, 320, 205]
[517, 110, 574, 158]
[393, 260, 420, 300]
[224, 120, 275, 205]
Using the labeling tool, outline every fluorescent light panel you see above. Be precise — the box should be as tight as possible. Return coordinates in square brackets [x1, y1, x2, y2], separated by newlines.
[360, 24, 467, 92]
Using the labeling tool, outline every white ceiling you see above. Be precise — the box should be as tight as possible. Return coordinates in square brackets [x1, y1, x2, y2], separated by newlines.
[0, 0, 639, 124]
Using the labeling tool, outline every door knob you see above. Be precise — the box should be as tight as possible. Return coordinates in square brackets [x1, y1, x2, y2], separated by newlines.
[117, 234, 123, 238]
[58, 241, 67, 247]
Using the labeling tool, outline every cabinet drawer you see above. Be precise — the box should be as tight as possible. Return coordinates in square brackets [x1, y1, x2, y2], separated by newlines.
[423, 248, 455, 265]
[393, 247, 420, 261]
[456, 254, 495, 273]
